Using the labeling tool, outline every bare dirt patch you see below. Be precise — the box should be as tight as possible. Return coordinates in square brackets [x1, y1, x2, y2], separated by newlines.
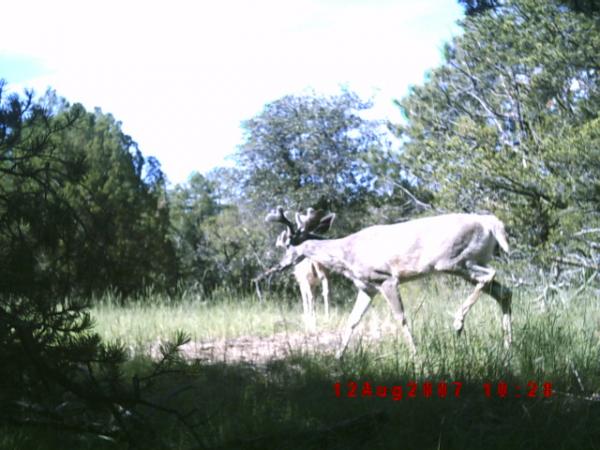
[178, 330, 340, 364]
[153, 318, 400, 365]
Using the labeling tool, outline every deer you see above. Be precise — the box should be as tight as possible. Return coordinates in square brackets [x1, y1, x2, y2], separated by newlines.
[274, 208, 331, 330]
[260, 207, 512, 359]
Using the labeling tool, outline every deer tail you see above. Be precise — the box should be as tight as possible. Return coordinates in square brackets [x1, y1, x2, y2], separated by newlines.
[491, 218, 509, 253]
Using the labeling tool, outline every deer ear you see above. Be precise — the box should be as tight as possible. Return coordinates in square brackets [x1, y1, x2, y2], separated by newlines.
[312, 212, 335, 234]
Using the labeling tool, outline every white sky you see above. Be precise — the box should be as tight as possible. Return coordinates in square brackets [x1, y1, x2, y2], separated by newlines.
[0, 0, 462, 185]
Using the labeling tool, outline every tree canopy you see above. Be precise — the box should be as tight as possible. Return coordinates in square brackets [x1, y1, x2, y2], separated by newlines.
[397, 0, 600, 275]
[0, 85, 176, 298]
[235, 90, 388, 214]
[0, 82, 189, 445]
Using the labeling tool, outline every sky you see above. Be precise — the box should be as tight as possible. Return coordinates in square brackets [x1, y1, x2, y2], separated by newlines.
[0, 0, 463, 185]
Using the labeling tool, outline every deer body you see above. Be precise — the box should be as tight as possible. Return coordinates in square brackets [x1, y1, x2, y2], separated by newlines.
[293, 214, 508, 288]
[266, 209, 512, 359]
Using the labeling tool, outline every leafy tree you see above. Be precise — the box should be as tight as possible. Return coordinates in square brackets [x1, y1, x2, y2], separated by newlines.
[56, 102, 177, 295]
[0, 85, 84, 297]
[169, 170, 276, 293]
[397, 0, 600, 275]
[169, 172, 222, 289]
[457, 0, 600, 16]
[235, 90, 389, 222]
[200, 205, 269, 292]
[0, 85, 177, 298]
[458, 0, 500, 16]
[206, 166, 245, 205]
[232, 90, 430, 292]
[0, 83, 201, 447]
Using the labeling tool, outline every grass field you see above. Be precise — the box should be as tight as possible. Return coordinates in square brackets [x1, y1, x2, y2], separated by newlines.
[5, 281, 600, 449]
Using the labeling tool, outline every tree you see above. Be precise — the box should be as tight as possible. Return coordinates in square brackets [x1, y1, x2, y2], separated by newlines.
[199, 205, 269, 292]
[0, 83, 201, 447]
[169, 172, 222, 289]
[235, 90, 388, 220]
[397, 0, 600, 275]
[457, 0, 600, 16]
[232, 90, 428, 292]
[58, 103, 178, 295]
[458, 0, 500, 16]
[0, 85, 84, 297]
[0, 85, 178, 298]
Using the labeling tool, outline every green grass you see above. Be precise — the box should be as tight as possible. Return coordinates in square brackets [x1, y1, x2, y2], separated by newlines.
[5, 281, 600, 449]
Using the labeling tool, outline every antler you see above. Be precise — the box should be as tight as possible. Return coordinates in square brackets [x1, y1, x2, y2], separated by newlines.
[254, 206, 335, 288]
[295, 208, 336, 235]
[265, 206, 295, 233]
[295, 207, 335, 234]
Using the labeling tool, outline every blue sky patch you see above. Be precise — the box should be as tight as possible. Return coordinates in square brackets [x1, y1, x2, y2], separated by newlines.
[0, 55, 46, 84]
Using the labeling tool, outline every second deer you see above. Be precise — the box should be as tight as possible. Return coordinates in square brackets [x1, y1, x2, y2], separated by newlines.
[275, 208, 332, 330]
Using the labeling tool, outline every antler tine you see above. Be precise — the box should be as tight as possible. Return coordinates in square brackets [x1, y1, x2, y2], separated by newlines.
[265, 206, 295, 232]
[297, 207, 328, 233]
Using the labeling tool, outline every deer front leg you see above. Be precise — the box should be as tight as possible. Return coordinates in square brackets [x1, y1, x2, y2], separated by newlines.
[453, 283, 485, 334]
[320, 272, 330, 319]
[336, 290, 373, 359]
[484, 280, 513, 349]
[379, 278, 416, 355]
[301, 287, 316, 331]
[455, 271, 512, 348]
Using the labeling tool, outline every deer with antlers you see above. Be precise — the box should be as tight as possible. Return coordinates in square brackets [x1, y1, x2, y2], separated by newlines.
[260, 207, 512, 359]
[275, 208, 331, 330]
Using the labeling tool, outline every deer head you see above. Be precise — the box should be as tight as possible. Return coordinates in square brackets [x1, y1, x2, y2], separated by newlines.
[266, 206, 335, 247]
[266, 206, 336, 270]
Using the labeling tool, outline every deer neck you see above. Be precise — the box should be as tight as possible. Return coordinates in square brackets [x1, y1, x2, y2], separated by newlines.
[297, 238, 348, 273]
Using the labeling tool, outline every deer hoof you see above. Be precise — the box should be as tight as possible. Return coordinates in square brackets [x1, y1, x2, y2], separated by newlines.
[453, 318, 464, 335]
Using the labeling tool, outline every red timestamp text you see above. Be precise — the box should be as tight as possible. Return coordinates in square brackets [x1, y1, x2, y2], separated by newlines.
[483, 381, 553, 398]
[333, 380, 553, 400]
[333, 381, 463, 400]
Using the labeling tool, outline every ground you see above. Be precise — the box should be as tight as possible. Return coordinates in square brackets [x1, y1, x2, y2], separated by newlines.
[152, 323, 400, 365]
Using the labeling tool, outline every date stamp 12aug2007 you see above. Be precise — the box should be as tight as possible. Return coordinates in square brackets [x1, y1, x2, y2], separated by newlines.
[333, 381, 553, 400]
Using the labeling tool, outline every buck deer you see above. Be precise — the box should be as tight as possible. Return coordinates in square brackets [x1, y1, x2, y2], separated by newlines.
[275, 208, 331, 330]
[261, 207, 512, 359]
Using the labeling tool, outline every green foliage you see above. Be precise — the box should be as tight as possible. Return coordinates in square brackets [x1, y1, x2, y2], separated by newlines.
[170, 88, 417, 294]
[0, 290, 202, 447]
[169, 171, 272, 293]
[232, 88, 427, 265]
[199, 205, 268, 291]
[0, 84, 194, 446]
[458, 0, 500, 16]
[235, 90, 387, 215]
[87, 284, 600, 450]
[169, 172, 222, 289]
[0, 84, 176, 297]
[398, 0, 600, 273]
[0, 86, 83, 297]
[57, 104, 177, 296]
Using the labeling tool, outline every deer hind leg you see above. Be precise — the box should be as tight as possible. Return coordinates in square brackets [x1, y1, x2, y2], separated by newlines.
[379, 278, 416, 355]
[336, 290, 373, 359]
[453, 263, 496, 335]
